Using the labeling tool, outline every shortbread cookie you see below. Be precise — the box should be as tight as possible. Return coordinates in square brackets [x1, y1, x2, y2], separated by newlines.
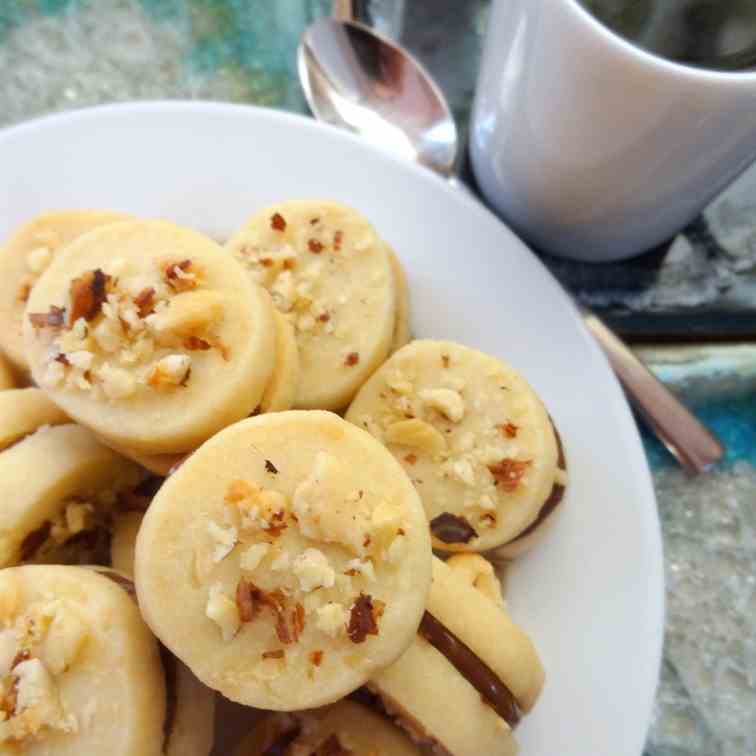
[0, 210, 131, 372]
[370, 556, 544, 756]
[226, 200, 397, 410]
[345, 340, 567, 553]
[233, 700, 421, 756]
[387, 245, 411, 352]
[0, 388, 69, 451]
[0, 351, 16, 390]
[0, 564, 166, 755]
[23, 220, 276, 454]
[0, 423, 144, 567]
[135, 411, 431, 710]
[258, 308, 299, 414]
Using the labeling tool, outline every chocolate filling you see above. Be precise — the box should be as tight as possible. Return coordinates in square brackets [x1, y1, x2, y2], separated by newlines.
[19, 522, 111, 565]
[419, 612, 521, 728]
[505, 422, 567, 545]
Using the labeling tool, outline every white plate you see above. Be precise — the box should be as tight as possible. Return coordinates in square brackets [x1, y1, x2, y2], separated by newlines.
[0, 102, 663, 756]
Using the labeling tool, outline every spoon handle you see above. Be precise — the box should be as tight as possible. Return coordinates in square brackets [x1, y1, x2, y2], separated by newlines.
[581, 309, 724, 473]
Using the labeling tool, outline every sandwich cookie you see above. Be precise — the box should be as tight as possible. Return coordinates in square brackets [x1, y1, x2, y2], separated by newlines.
[369, 555, 544, 756]
[0, 210, 132, 373]
[0, 564, 165, 755]
[226, 200, 397, 410]
[135, 411, 432, 710]
[0, 419, 145, 568]
[23, 219, 276, 455]
[345, 340, 567, 555]
[233, 700, 421, 756]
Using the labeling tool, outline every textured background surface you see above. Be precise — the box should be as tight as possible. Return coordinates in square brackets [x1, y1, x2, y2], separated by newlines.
[1, 2, 754, 754]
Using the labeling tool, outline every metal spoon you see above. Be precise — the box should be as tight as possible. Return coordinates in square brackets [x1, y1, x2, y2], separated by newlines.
[298, 15, 724, 473]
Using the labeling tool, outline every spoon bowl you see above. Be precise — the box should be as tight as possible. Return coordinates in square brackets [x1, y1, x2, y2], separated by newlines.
[298, 17, 458, 176]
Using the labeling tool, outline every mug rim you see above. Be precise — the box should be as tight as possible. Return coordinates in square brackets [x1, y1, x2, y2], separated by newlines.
[565, 0, 756, 83]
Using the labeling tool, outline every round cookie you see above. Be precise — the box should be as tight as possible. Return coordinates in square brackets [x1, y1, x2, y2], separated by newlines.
[345, 340, 567, 553]
[0, 388, 69, 451]
[23, 219, 276, 454]
[0, 422, 144, 567]
[0, 351, 16, 390]
[369, 556, 544, 756]
[0, 564, 166, 755]
[233, 700, 421, 756]
[258, 307, 300, 414]
[135, 411, 432, 711]
[387, 245, 411, 353]
[0, 210, 132, 372]
[226, 200, 397, 410]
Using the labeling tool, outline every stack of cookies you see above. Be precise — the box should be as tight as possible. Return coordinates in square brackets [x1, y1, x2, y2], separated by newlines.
[0, 201, 567, 755]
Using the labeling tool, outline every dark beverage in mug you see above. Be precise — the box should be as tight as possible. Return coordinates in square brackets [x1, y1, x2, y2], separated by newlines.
[579, 0, 756, 70]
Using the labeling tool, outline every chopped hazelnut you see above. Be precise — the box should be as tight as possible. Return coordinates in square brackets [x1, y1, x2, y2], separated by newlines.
[315, 603, 349, 638]
[69, 269, 110, 323]
[385, 418, 447, 454]
[147, 354, 192, 388]
[240, 543, 269, 572]
[488, 458, 531, 491]
[419, 388, 466, 423]
[206, 584, 240, 641]
[347, 594, 381, 643]
[292, 548, 335, 593]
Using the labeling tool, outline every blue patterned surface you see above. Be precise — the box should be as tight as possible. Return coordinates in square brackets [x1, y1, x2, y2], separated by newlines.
[0, 2, 754, 754]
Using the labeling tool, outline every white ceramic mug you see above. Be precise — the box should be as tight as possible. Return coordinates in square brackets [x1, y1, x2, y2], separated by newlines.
[470, 0, 756, 262]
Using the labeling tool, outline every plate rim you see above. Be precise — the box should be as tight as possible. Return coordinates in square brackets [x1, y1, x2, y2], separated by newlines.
[0, 100, 665, 754]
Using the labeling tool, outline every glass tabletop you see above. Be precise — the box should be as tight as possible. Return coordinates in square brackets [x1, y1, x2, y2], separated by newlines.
[1, 2, 754, 754]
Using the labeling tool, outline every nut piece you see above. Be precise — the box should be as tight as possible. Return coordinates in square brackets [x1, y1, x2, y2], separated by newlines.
[147, 354, 192, 388]
[99, 363, 137, 399]
[293, 453, 371, 556]
[240, 543, 270, 573]
[384, 418, 447, 454]
[419, 388, 466, 423]
[12, 658, 73, 736]
[208, 521, 238, 564]
[292, 548, 335, 593]
[149, 290, 224, 340]
[315, 603, 349, 638]
[40, 606, 88, 675]
[206, 584, 240, 641]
